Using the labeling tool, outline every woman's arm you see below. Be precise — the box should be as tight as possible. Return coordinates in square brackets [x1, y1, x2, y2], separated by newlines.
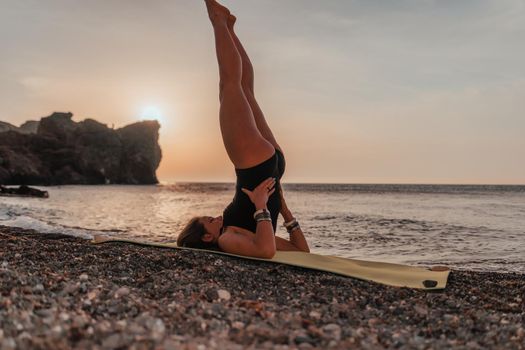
[218, 178, 277, 259]
[277, 187, 310, 253]
[219, 220, 275, 258]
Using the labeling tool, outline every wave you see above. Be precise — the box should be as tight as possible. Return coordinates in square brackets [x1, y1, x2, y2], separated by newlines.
[0, 214, 125, 239]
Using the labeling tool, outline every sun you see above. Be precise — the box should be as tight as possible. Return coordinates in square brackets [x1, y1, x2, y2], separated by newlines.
[140, 106, 163, 123]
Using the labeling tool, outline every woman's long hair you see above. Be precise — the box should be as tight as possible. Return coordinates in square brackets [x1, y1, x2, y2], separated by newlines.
[177, 217, 218, 250]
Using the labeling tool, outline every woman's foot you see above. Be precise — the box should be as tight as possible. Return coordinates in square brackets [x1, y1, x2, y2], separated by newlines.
[204, 0, 231, 24]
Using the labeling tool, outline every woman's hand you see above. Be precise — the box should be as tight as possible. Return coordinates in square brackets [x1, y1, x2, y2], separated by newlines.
[242, 177, 276, 209]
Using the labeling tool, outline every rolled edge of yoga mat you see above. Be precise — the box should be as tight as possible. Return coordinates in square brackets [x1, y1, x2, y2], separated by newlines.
[91, 235, 450, 290]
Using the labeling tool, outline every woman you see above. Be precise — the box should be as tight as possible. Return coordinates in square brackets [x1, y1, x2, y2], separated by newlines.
[177, 0, 310, 258]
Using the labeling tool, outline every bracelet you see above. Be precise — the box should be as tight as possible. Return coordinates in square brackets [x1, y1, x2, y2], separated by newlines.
[288, 224, 301, 233]
[256, 217, 272, 223]
[255, 212, 271, 220]
[283, 218, 297, 229]
[254, 212, 271, 222]
[286, 221, 300, 233]
[253, 208, 270, 219]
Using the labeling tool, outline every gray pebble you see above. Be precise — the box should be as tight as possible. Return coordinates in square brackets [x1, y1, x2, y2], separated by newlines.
[205, 289, 219, 301]
[63, 282, 79, 295]
[102, 334, 124, 349]
[1, 338, 16, 350]
[322, 323, 342, 341]
[232, 321, 245, 329]
[217, 289, 231, 301]
[309, 311, 321, 319]
[295, 333, 315, 345]
[114, 286, 130, 298]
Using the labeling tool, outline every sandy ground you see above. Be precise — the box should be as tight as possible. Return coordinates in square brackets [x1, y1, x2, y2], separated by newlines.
[1, 225, 524, 349]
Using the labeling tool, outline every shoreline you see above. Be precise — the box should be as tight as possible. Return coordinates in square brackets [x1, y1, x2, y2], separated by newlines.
[1, 226, 524, 349]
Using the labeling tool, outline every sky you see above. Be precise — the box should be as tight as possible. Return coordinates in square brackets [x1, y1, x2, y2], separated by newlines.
[1, 0, 524, 184]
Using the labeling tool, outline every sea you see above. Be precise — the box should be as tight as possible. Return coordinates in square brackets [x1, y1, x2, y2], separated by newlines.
[1, 183, 524, 273]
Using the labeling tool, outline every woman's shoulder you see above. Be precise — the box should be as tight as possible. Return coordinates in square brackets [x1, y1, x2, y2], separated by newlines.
[217, 226, 265, 257]
[221, 225, 254, 238]
[217, 226, 254, 250]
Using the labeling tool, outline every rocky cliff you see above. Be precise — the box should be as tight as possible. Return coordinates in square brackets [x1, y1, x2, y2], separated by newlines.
[0, 120, 39, 134]
[0, 112, 162, 185]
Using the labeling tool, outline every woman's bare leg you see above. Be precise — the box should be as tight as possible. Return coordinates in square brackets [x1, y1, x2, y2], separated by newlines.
[227, 15, 283, 153]
[205, 0, 274, 169]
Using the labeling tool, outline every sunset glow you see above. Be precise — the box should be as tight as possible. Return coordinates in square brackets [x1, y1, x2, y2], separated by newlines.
[1, 0, 524, 184]
[140, 106, 163, 123]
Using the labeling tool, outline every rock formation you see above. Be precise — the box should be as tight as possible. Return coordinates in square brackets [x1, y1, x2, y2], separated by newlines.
[19, 120, 40, 134]
[0, 121, 17, 133]
[0, 185, 49, 198]
[0, 112, 162, 185]
[0, 120, 39, 134]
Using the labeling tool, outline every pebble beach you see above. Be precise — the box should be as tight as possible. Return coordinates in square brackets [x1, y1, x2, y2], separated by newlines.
[1, 225, 524, 349]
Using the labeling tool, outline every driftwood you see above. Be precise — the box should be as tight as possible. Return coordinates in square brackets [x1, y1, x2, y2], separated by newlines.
[0, 185, 49, 198]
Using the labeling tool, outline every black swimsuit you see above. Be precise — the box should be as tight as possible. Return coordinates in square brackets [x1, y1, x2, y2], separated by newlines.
[222, 149, 286, 233]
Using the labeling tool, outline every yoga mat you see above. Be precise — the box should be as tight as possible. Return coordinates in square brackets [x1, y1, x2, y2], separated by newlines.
[92, 235, 450, 290]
